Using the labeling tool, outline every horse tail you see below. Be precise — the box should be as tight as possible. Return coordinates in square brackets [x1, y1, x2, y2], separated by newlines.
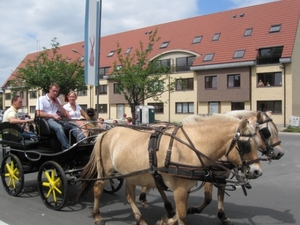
[77, 132, 105, 200]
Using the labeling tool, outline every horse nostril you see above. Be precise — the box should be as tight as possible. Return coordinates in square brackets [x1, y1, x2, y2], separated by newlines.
[254, 170, 263, 178]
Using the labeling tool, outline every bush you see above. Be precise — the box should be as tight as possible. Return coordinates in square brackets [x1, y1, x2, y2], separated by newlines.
[282, 125, 300, 133]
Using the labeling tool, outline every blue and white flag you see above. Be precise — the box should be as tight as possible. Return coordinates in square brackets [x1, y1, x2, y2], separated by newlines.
[84, 0, 101, 86]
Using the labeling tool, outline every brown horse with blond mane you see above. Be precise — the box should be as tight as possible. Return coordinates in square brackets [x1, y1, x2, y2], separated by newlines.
[78, 114, 263, 225]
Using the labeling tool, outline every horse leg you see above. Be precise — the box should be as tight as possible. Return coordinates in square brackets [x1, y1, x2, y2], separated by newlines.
[217, 185, 233, 225]
[156, 187, 176, 218]
[93, 180, 105, 225]
[139, 186, 175, 218]
[187, 182, 213, 214]
[139, 186, 149, 208]
[126, 183, 148, 225]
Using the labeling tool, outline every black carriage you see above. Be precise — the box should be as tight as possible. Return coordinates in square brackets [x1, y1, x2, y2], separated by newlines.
[0, 118, 123, 210]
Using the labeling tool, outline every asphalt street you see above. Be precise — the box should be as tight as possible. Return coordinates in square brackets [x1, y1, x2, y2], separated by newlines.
[0, 132, 299, 225]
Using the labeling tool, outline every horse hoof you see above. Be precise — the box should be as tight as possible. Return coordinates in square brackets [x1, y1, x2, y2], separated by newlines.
[95, 220, 105, 225]
[141, 201, 149, 208]
[222, 220, 233, 225]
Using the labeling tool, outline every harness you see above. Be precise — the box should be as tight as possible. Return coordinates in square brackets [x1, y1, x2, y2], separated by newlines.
[146, 124, 258, 191]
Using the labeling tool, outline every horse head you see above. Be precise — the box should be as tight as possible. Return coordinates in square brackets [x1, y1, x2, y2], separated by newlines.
[226, 116, 262, 179]
[256, 111, 284, 159]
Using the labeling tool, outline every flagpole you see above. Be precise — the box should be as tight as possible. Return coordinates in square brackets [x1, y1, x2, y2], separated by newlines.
[96, 0, 102, 117]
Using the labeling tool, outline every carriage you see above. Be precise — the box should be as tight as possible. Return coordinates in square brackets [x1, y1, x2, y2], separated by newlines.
[0, 118, 123, 210]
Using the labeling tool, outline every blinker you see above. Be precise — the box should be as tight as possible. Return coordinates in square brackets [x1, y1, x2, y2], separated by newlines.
[260, 127, 271, 139]
[239, 140, 251, 154]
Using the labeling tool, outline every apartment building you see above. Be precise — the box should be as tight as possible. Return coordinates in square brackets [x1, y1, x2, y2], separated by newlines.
[2, 0, 300, 126]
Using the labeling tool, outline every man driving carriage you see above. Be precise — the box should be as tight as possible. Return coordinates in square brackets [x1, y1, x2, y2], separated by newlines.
[35, 83, 85, 150]
[2, 95, 37, 140]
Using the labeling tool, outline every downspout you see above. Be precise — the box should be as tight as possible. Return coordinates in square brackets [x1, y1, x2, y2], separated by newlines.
[249, 66, 252, 110]
[283, 63, 286, 127]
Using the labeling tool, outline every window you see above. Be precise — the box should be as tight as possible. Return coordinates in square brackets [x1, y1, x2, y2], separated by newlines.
[233, 50, 245, 59]
[203, 53, 214, 62]
[269, 24, 281, 33]
[192, 36, 202, 44]
[19, 91, 24, 98]
[107, 50, 115, 57]
[79, 104, 88, 112]
[125, 47, 132, 54]
[205, 76, 217, 89]
[231, 102, 244, 110]
[77, 90, 87, 96]
[176, 56, 195, 72]
[30, 91, 37, 99]
[228, 74, 240, 88]
[95, 85, 107, 95]
[95, 104, 107, 113]
[148, 103, 164, 114]
[257, 101, 282, 114]
[114, 83, 120, 94]
[257, 72, 282, 87]
[176, 78, 194, 91]
[99, 67, 110, 79]
[5, 93, 11, 100]
[244, 28, 253, 36]
[160, 41, 170, 49]
[146, 44, 153, 51]
[157, 59, 171, 72]
[30, 106, 36, 114]
[212, 33, 221, 41]
[148, 80, 164, 92]
[176, 102, 194, 114]
[256, 46, 283, 65]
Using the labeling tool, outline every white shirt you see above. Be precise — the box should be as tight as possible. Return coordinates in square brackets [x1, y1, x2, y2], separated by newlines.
[36, 94, 62, 115]
[63, 103, 82, 119]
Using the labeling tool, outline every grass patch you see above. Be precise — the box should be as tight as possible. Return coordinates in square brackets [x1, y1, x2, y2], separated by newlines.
[282, 125, 300, 133]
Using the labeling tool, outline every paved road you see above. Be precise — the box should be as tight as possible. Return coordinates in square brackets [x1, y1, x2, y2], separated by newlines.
[0, 132, 299, 225]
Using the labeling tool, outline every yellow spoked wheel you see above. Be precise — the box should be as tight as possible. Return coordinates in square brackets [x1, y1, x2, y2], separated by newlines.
[37, 161, 67, 210]
[1, 154, 24, 196]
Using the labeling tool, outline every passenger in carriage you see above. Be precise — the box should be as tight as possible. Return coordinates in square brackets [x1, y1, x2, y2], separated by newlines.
[3, 95, 37, 141]
[35, 83, 85, 150]
[63, 91, 90, 136]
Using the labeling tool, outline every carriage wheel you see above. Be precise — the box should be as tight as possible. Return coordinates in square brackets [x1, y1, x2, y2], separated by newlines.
[103, 178, 124, 194]
[0, 154, 24, 196]
[37, 161, 67, 210]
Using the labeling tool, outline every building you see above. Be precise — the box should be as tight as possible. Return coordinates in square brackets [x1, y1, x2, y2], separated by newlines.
[2, 0, 300, 126]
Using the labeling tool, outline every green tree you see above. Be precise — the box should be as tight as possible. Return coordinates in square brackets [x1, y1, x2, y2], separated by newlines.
[12, 38, 87, 96]
[111, 29, 175, 124]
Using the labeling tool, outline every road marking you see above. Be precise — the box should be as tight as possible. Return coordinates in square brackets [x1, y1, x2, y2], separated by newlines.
[0, 220, 9, 225]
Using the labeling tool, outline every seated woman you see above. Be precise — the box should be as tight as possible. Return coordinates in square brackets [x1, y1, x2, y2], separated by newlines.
[63, 91, 90, 137]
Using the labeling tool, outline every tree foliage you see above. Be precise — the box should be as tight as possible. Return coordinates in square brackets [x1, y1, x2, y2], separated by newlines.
[12, 38, 87, 96]
[111, 29, 175, 123]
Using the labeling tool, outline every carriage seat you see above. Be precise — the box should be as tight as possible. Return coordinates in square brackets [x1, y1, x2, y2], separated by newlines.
[0, 122, 39, 150]
[34, 117, 56, 136]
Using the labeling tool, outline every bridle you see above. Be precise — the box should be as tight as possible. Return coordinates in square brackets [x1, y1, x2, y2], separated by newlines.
[225, 126, 259, 178]
[257, 112, 281, 159]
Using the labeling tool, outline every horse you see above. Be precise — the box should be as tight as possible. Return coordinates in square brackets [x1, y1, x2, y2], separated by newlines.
[138, 110, 284, 223]
[78, 114, 263, 225]
[185, 110, 284, 225]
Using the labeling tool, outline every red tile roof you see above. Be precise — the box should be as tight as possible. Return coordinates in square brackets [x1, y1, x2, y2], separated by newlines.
[3, 0, 300, 87]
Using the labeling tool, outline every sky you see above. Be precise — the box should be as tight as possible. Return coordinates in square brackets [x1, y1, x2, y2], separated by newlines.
[0, 0, 277, 90]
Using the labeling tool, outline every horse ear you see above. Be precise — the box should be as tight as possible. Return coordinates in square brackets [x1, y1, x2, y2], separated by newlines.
[266, 111, 272, 117]
[256, 111, 264, 123]
[240, 118, 248, 131]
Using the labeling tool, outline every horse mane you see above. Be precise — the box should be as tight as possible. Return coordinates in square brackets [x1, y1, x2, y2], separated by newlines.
[224, 110, 256, 119]
[182, 114, 239, 125]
